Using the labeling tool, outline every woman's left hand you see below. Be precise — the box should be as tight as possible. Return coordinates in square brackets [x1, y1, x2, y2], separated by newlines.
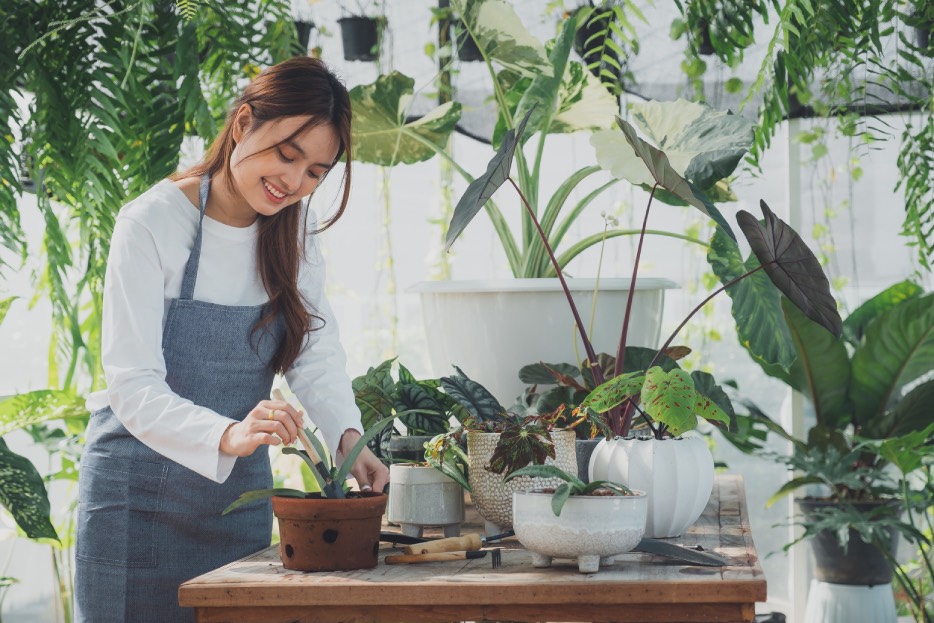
[338, 429, 389, 493]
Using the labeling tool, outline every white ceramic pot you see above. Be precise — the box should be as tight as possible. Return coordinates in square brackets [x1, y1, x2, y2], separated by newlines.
[410, 278, 676, 405]
[512, 488, 647, 573]
[589, 436, 713, 538]
[467, 430, 578, 534]
[387, 464, 464, 538]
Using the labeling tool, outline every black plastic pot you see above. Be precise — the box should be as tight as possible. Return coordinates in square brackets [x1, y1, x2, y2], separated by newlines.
[387, 435, 435, 463]
[575, 438, 601, 484]
[453, 21, 482, 61]
[338, 16, 382, 62]
[797, 498, 899, 586]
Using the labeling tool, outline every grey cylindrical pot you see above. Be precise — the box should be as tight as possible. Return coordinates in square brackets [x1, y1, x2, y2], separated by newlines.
[797, 498, 899, 585]
[575, 439, 601, 484]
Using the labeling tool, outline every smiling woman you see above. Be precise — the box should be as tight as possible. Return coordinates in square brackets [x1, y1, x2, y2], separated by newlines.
[75, 57, 388, 623]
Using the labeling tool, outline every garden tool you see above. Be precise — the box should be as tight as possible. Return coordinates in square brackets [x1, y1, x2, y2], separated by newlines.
[386, 548, 502, 568]
[405, 530, 729, 566]
[271, 388, 345, 499]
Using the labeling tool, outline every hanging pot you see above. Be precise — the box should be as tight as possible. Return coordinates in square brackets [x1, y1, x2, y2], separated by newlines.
[337, 16, 382, 62]
[272, 492, 387, 571]
[467, 430, 578, 533]
[452, 20, 482, 61]
[589, 436, 714, 538]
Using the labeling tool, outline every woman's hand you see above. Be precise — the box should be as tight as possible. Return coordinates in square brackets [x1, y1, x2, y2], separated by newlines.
[219, 400, 304, 457]
[338, 429, 389, 493]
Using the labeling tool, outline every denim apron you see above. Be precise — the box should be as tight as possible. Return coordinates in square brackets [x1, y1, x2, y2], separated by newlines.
[76, 175, 282, 623]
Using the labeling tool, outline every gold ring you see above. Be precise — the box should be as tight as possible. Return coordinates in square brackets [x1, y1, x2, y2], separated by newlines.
[268, 409, 277, 420]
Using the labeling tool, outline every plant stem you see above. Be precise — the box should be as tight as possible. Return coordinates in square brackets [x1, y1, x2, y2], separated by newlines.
[509, 178, 603, 376]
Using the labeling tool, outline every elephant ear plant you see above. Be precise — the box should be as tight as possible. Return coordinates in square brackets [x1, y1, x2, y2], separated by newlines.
[445, 102, 842, 440]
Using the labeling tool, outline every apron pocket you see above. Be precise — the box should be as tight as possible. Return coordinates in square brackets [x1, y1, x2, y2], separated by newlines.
[77, 453, 167, 568]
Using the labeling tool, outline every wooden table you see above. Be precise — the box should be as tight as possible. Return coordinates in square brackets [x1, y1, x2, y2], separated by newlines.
[179, 474, 766, 622]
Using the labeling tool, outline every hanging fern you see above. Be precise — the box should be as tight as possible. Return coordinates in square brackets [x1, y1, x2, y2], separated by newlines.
[176, 0, 198, 21]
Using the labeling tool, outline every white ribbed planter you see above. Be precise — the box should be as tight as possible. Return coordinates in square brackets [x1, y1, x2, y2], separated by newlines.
[589, 436, 713, 538]
[410, 278, 676, 405]
[387, 464, 464, 539]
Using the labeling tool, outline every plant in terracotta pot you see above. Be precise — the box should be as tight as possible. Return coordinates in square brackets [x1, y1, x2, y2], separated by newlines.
[223, 416, 401, 572]
[505, 464, 646, 573]
[444, 101, 842, 538]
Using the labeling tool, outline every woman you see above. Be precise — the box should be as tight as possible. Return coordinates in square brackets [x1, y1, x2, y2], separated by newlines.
[76, 57, 387, 623]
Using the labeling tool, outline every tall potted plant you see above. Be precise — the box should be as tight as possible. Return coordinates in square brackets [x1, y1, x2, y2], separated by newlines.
[444, 101, 841, 538]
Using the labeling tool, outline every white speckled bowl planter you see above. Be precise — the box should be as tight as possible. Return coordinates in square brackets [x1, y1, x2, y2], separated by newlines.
[467, 430, 578, 533]
[512, 489, 648, 573]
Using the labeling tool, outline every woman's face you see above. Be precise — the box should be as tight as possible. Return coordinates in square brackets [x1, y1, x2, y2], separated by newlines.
[230, 108, 341, 218]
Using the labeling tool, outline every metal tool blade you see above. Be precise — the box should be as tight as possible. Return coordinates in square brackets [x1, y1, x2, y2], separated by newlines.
[633, 538, 730, 566]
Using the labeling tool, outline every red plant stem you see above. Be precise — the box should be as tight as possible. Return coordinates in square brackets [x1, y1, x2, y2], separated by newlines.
[508, 178, 604, 382]
[612, 183, 658, 436]
[623, 262, 772, 437]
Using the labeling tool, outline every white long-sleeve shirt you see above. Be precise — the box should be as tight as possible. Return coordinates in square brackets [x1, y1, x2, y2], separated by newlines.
[85, 179, 362, 483]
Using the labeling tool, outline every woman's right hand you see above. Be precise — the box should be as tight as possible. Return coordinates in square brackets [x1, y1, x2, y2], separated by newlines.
[219, 400, 305, 457]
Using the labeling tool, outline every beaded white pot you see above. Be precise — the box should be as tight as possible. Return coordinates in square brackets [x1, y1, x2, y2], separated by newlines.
[512, 489, 647, 573]
[467, 430, 578, 533]
[589, 436, 713, 538]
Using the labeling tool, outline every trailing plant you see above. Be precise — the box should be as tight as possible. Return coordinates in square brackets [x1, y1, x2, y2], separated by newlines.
[445, 100, 841, 440]
[505, 464, 634, 516]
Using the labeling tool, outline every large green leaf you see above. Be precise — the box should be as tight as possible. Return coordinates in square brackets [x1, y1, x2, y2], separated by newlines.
[452, 0, 552, 78]
[842, 280, 923, 347]
[550, 70, 618, 134]
[690, 371, 736, 428]
[578, 371, 645, 413]
[395, 384, 449, 435]
[352, 359, 396, 431]
[781, 297, 851, 431]
[640, 367, 698, 436]
[0, 390, 86, 437]
[440, 367, 506, 422]
[591, 115, 735, 238]
[518, 362, 581, 385]
[872, 380, 934, 440]
[629, 99, 755, 191]
[222, 487, 306, 515]
[350, 71, 461, 166]
[851, 293, 934, 431]
[708, 226, 796, 378]
[444, 108, 533, 251]
[0, 438, 57, 540]
[737, 200, 843, 339]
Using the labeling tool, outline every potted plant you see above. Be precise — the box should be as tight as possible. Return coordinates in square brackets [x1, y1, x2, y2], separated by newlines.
[337, 2, 386, 62]
[505, 464, 647, 573]
[386, 458, 466, 539]
[436, 367, 590, 534]
[223, 417, 399, 572]
[722, 281, 934, 621]
[444, 100, 841, 538]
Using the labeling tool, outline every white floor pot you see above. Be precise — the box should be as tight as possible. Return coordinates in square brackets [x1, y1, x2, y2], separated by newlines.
[512, 488, 648, 573]
[589, 436, 714, 538]
[467, 430, 578, 533]
[411, 278, 676, 405]
[387, 464, 464, 538]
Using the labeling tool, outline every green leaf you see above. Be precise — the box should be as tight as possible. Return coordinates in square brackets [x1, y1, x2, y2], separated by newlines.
[334, 414, 406, 485]
[583, 480, 633, 496]
[0, 296, 16, 325]
[440, 367, 507, 422]
[551, 482, 573, 516]
[0, 438, 58, 540]
[487, 423, 555, 474]
[767, 476, 825, 506]
[505, 463, 581, 484]
[283, 445, 331, 494]
[451, 0, 552, 78]
[781, 297, 852, 431]
[690, 371, 735, 428]
[353, 359, 396, 431]
[851, 293, 934, 435]
[444, 108, 534, 251]
[708, 226, 796, 378]
[579, 371, 645, 413]
[518, 362, 581, 385]
[222, 488, 306, 515]
[842, 280, 923, 347]
[395, 384, 449, 435]
[876, 380, 934, 439]
[0, 391, 86, 437]
[737, 200, 843, 339]
[630, 99, 755, 190]
[641, 367, 698, 436]
[592, 115, 736, 238]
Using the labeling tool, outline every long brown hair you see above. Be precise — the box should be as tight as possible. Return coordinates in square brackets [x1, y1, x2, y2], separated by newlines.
[176, 57, 352, 373]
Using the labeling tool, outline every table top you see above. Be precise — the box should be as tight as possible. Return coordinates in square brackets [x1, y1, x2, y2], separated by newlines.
[179, 474, 767, 623]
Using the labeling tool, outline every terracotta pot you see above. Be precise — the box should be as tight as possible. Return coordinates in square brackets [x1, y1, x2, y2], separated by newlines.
[272, 492, 387, 572]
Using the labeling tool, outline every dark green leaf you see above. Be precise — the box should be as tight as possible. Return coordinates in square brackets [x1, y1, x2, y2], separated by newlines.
[551, 482, 574, 516]
[444, 108, 534, 251]
[222, 488, 305, 515]
[0, 438, 57, 540]
[518, 362, 580, 385]
[441, 367, 507, 422]
[737, 200, 842, 338]
[842, 280, 923, 347]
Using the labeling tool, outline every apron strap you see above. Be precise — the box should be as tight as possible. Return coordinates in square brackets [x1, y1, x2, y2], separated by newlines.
[179, 174, 211, 301]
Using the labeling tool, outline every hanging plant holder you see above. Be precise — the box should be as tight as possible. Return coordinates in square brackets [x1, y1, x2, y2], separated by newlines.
[338, 16, 383, 62]
[294, 19, 315, 55]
